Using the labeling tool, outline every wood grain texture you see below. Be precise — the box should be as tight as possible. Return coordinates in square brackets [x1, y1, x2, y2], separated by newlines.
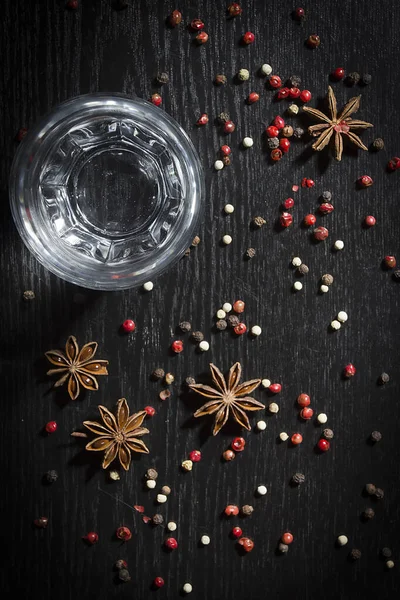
[1, 1, 400, 598]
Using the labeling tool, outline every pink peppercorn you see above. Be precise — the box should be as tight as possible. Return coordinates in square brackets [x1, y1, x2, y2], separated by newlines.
[266, 125, 279, 138]
[122, 319, 136, 333]
[343, 363, 356, 378]
[151, 93, 162, 106]
[300, 407, 314, 420]
[189, 450, 201, 462]
[116, 527, 132, 541]
[301, 177, 315, 188]
[313, 226, 329, 241]
[154, 577, 165, 588]
[303, 214, 316, 226]
[228, 3, 242, 17]
[280, 212, 293, 228]
[279, 138, 290, 153]
[387, 157, 400, 171]
[247, 92, 260, 104]
[294, 7, 305, 20]
[297, 393, 310, 407]
[291, 433, 303, 445]
[83, 531, 99, 544]
[269, 75, 282, 89]
[165, 537, 178, 550]
[171, 340, 184, 353]
[271, 149, 283, 161]
[273, 116, 285, 129]
[242, 31, 255, 44]
[317, 439, 330, 452]
[269, 383, 282, 394]
[231, 437, 246, 451]
[45, 421, 57, 434]
[319, 203, 334, 214]
[299, 90, 312, 103]
[283, 198, 294, 210]
[225, 504, 239, 516]
[196, 113, 209, 126]
[364, 215, 376, 227]
[224, 120, 236, 134]
[234, 323, 247, 335]
[190, 18, 204, 31]
[289, 87, 301, 98]
[277, 87, 290, 99]
[281, 531, 293, 544]
[221, 145, 231, 156]
[196, 31, 209, 44]
[169, 10, 182, 26]
[238, 537, 254, 552]
[359, 175, 373, 187]
[232, 526, 243, 538]
[144, 406, 156, 417]
[233, 300, 245, 313]
[332, 67, 345, 80]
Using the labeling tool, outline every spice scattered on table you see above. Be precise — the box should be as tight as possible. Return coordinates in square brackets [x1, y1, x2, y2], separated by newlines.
[23, 290, 35, 301]
[83, 531, 99, 544]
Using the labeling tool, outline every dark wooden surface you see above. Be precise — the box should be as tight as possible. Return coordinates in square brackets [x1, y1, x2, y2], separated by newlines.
[2, 1, 400, 598]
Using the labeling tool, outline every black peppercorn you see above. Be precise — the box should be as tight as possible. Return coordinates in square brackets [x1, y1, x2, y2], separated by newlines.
[156, 72, 169, 85]
[365, 483, 376, 495]
[118, 569, 131, 582]
[267, 137, 280, 150]
[152, 368, 165, 380]
[179, 321, 191, 333]
[152, 514, 164, 526]
[371, 137, 384, 151]
[216, 319, 227, 331]
[45, 470, 58, 483]
[379, 372, 390, 384]
[323, 428, 334, 440]
[185, 376, 196, 386]
[191, 331, 204, 342]
[370, 431, 382, 443]
[241, 504, 254, 516]
[297, 264, 309, 275]
[278, 542, 289, 553]
[146, 468, 158, 480]
[161, 485, 171, 496]
[227, 315, 240, 328]
[288, 75, 301, 87]
[245, 248, 256, 259]
[381, 547, 392, 558]
[349, 548, 362, 561]
[215, 74, 227, 85]
[293, 127, 304, 139]
[361, 73, 372, 85]
[218, 112, 230, 123]
[23, 290, 35, 301]
[362, 507, 375, 520]
[291, 473, 305, 485]
[374, 487, 384, 500]
[321, 273, 334, 286]
[252, 216, 266, 228]
[321, 190, 332, 201]
[345, 72, 360, 86]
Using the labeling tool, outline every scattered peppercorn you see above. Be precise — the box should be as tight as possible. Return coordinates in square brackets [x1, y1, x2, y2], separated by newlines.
[83, 531, 99, 544]
[227, 2, 242, 16]
[293, 127, 304, 138]
[387, 156, 400, 171]
[332, 67, 345, 80]
[384, 255, 396, 269]
[232, 526, 242, 538]
[171, 340, 184, 353]
[161, 485, 171, 496]
[323, 428, 334, 439]
[371, 137, 384, 151]
[319, 202, 334, 214]
[297, 264, 309, 275]
[343, 363, 356, 378]
[151, 93, 162, 107]
[307, 34, 320, 48]
[34, 517, 49, 528]
[196, 113, 208, 126]
[23, 290, 35, 301]
[313, 226, 329, 241]
[165, 372, 175, 385]
[365, 483, 376, 495]
[349, 549, 362, 561]
[109, 470, 120, 481]
[215, 74, 227, 85]
[66, 0, 78, 9]
[146, 468, 158, 480]
[168, 9, 182, 26]
[379, 372, 390, 384]
[115, 559, 128, 570]
[122, 319, 136, 333]
[181, 459, 193, 471]
[45, 470, 58, 483]
[278, 542, 289, 553]
[237, 69, 250, 81]
[156, 72, 169, 85]
[116, 527, 132, 541]
[227, 315, 240, 328]
[159, 389, 171, 401]
[282, 125, 294, 138]
[154, 577, 165, 588]
[370, 431, 382, 443]
[359, 175, 373, 187]
[191, 331, 204, 342]
[185, 376, 196, 386]
[196, 31, 208, 44]
[45, 421, 57, 434]
[242, 31, 255, 45]
[361, 73, 372, 85]
[288, 75, 301, 87]
[252, 216, 266, 229]
[317, 439, 330, 452]
[381, 548, 392, 558]
[345, 72, 360, 86]
[118, 569, 131, 582]
[362, 507, 375, 520]
[321, 274, 334, 286]
[291, 473, 305, 485]
[179, 321, 191, 333]
[152, 514, 164, 526]
[16, 127, 28, 142]
[245, 248, 256, 259]
[238, 537, 254, 552]
[231, 437, 246, 452]
[216, 319, 227, 330]
[219, 112, 230, 123]
[165, 537, 178, 550]
[374, 487, 384, 500]
[241, 504, 254, 516]
[223, 449, 236, 461]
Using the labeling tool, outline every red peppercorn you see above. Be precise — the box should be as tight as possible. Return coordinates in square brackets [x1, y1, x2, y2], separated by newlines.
[154, 577, 165, 588]
[280, 212, 293, 228]
[307, 34, 321, 48]
[277, 87, 290, 99]
[317, 438, 330, 452]
[16, 127, 28, 141]
[171, 340, 184, 353]
[247, 92, 260, 104]
[238, 537, 254, 552]
[242, 31, 255, 44]
[45, 421, 57, 434]
[231, 437, 246, 452]
[269, 75, 282, 89]
[384, 256, 397, 269]
[281, 532, 293, 544]
[196, 113, 209, 126]
[169, 9, 182, 26]
[332, 67, 345, 80]
[225, 504, 240, 516]
[319, 203, 334, 214]
[289, 87, 301, 98]
[227, 2, 242, 17]
[165, 537, 178, 550]
[189, 449, 201, 462]
[223, 120, 236, 134]
[233, 300, 245, 313]
[151, 93, 162, 106]
[196, 31, 209, 44]
[283, 197, 295, 210]
[34, 517, 49, 528]
[122, 319, 136, 333]
[313, 226, 329, 241]
[266, 125, 279, 138]
[221, 145, 231, 156]
[271, 148, 283, 161]
[300, 407, 314, 420]
[364, 215, 376, 227]
[343, 363, 356, 378]
[190, 18, 204, 31]
[359, 175, 373, 187]
[232, 526, 243, 538]
[83, 531, 99, 545]
[116, 526, 132, 541]
[223, 449, 236, 461]
[66, 0, 78, 9]
[273, 115, 285, 130]
[291, 433, 303, 445]
[299, 90, 312, 103]
[303, 214, 316, 226]
[297, 393, 310, 407]
[279, 138, 290, 153]
[234, 323, 247, 335]
[144, 406, 156, 417]
[269, 383, 282, 394]
[387, 157, 400, 171]
[301, 177, 315, 188]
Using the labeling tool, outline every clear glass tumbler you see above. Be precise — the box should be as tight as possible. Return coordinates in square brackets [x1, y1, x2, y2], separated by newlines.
[10, 93, 204, 290]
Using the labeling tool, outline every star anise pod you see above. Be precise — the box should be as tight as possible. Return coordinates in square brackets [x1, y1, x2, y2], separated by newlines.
[45, 335, 108, 400]
[189, 363, 264, 435]
[303, 86, 373, 161]
[83, 398, 150, 471]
